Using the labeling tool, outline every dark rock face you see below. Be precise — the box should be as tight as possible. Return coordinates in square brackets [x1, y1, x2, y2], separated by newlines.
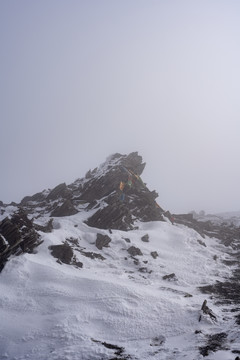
[0, 217, 20, 246]
[127, 246, 143, 257]
[79, 152, 146, 204]
[47, 183, 70, 201]
[87, 203, 134, 231]
[21, 192, 46, 205]
[49, 243, 73, 264]
[51, 200, 78, 217]
[199, 333, 228, 356]
[0, 210, 41, 271]
[151, 251, 159, 259]
[95, 233, 111, 250]
[141, 234, 149, 242]
[85, 152, 164, 230]
[0, 234, 7, 253]
[48, 242, 83, 268]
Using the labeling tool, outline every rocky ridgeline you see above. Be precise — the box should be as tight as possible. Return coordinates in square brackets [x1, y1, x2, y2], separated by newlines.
[1, 151, 240, 281]
[0, 152, 164, 270]
[5, 152, 165, 228]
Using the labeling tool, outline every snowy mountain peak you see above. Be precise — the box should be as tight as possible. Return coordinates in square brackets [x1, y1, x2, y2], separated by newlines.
[1, 152, 240, 359]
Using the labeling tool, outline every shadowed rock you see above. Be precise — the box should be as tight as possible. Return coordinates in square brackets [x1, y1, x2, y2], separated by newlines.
[47, 183, 71, 201]
[0, 210, 41, 271]
[141, 234, 149, 242]
[151, 251, 158, 259]
[49, 243, 73, 264]
[95, 233, 111, 250]
[127, 246, 143, 256]
[51, 200, 78, 217]
[162, 273, 177, 281]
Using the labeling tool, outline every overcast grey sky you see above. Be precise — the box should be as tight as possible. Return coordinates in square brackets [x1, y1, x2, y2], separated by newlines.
[1, 0, 240, 214]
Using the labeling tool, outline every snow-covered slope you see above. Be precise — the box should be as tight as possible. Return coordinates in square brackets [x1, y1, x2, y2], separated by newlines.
[0, 209, 238, 360]
[1, 153, 240, 360]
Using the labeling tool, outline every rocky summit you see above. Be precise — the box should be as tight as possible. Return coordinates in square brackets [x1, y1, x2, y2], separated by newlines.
[0, 152, 164, 270]
[20, 151, 164, 229]
[0, 151, 239, 272]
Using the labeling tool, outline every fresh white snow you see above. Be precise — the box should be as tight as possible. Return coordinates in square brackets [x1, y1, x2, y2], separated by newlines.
[0, 209, 239, 360]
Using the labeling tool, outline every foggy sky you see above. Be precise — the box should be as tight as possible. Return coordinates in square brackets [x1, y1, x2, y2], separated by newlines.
[1, 0, 240, 214]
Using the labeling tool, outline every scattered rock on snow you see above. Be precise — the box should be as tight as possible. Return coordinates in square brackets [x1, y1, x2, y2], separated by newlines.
[150, 335, 166, 346]
[80, 250, 105, 261]
[141, 234, 149, 242]
[162, 273, 177, 281]
[48, 243, 74, 264]
[127, 246, 143, 257]
[95, 233, 111, 250]
[151, 251, 158, 259]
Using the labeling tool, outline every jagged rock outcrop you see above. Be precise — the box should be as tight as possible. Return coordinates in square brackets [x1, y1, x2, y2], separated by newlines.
[50, 200, 78, 217]
[47, 183, 71, 201]
[95, 233, 112, 250]
[84, 152, 164, 230]
[49, 242, 83, 268]
[0, 152, 166, 270]
[17, 152, 164, 231]
[0, 209, 41, 271]
[127, 246, 143, 257]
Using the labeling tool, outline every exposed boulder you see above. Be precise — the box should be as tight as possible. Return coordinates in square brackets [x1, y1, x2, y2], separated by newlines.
[48, 243, 73, 264]
[47, 183, 71, 201]
[162, 273, 177, 281]
[51, 200, 78, 217]
[151, 251, 159, 259]
[127, 246, 143, 257]
[141, 234, 149, 242]
[95, 233, 111, 250]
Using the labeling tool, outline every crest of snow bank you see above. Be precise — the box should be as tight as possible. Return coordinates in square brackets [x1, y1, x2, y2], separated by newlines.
[0, 211, 232, 360]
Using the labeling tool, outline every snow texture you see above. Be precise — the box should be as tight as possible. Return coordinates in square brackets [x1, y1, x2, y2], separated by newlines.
[0, 208, 239, 360]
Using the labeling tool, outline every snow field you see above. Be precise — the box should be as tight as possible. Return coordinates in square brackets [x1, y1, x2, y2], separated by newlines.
[0, 212, 235, 359]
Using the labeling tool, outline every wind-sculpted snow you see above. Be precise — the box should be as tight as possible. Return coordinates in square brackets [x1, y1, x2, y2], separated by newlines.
[0, 208, 239, 360]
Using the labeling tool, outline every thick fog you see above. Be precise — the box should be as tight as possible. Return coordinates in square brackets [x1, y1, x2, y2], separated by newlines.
[1, 0, 240, 214]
